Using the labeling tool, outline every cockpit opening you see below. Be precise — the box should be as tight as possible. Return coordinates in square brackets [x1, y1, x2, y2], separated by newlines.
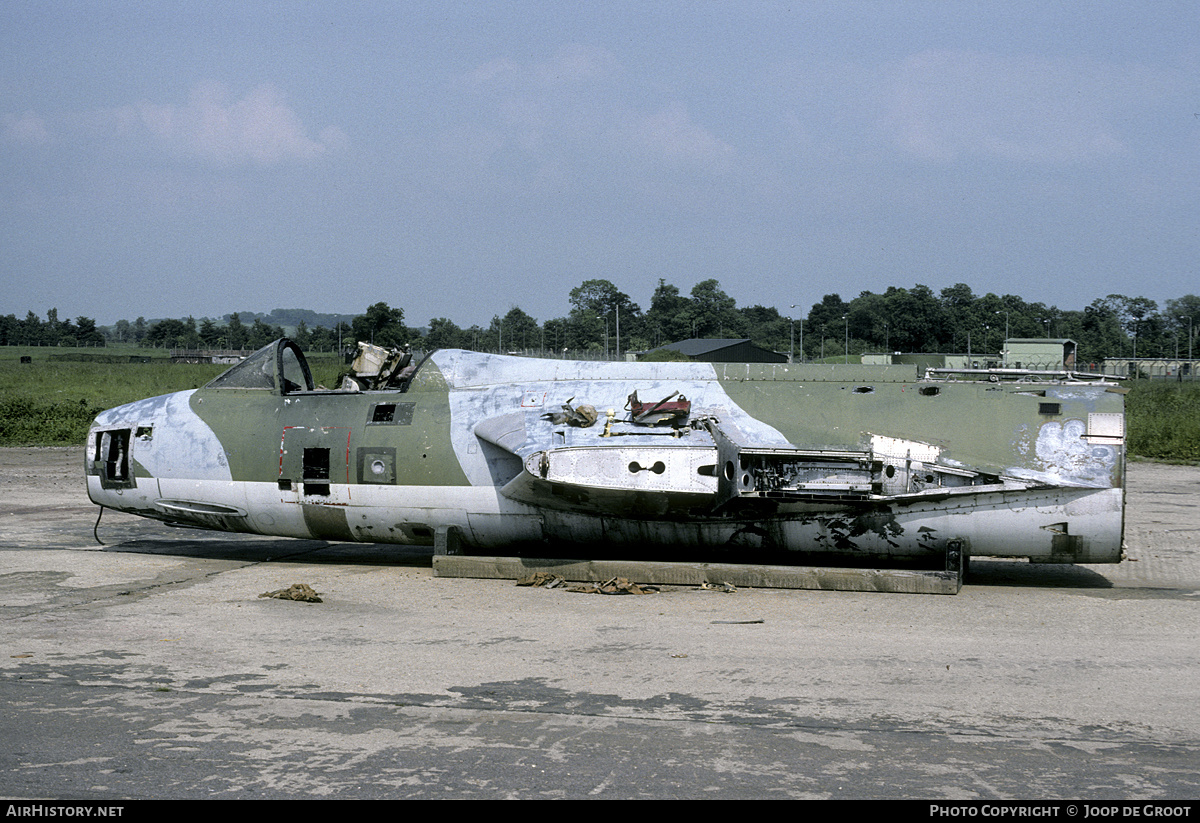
[206, 338, 313, 393]
[204, 338, 424, 395]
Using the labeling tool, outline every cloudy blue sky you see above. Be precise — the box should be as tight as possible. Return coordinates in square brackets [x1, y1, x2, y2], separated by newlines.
[2, 2, 1196, 328]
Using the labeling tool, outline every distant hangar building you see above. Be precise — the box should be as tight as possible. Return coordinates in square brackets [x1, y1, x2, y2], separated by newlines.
[862, 338, 1079, 371]
[641, 338, 788, 364]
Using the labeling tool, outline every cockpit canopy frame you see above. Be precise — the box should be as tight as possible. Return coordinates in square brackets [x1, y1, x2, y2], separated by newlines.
[205, 338, 314, 394]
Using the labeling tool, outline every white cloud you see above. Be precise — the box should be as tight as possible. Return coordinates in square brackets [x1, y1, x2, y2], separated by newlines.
[9, 82, 345, 166]
[465, 44, 621, 91]
[883, 50, 1141, 164]
[3, 111, 49, 145]
[458, 46, 734, 177]
[130, 82, 345, 165]
[623, 102, 735, 169]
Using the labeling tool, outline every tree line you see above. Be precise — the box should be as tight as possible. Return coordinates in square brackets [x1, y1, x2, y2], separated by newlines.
[4, 280, 1199, 363]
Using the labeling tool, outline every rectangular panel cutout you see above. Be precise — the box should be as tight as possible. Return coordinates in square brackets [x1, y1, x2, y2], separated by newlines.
[367, 402, 414, 425]
[96, 429, 134, 489]
[303, 447, 331, 496]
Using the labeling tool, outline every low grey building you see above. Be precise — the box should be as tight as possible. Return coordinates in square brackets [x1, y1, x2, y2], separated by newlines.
[1003, 338, 1077, 370]
[864, 338, 1080, 372]
[641, 338, 788, 363]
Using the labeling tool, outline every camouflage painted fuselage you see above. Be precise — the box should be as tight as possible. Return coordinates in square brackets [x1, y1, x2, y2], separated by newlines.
[87, 341, 1125, 565]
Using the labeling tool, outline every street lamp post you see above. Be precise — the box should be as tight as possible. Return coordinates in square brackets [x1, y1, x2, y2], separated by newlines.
[615, 304, 620, 360]
[997, 310, 1010, 365]
[843, 314, 849, 363]
[789, 304, 804, 363]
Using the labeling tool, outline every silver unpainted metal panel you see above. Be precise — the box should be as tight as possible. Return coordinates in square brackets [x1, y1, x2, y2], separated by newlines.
[1087, 412, 1125, 444]
[528, 446, 718, 494]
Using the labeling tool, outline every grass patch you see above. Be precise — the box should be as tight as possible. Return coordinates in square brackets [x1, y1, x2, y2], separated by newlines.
[0, 360, 224, 446]
[0, 395, 104, 445]
[0, 351, 343, 446]
[0, 344, 172, 363]
[1124, 381, 1200, 462]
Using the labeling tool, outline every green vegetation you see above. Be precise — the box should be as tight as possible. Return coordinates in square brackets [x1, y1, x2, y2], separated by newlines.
[1125, 382, 1200, 462]
[5, 284, 1199, 364]
[0, 348, 343, 446]
[637, 348, 692, 362]
[0, 352, 221, 446]
[0, 395, 103, 445]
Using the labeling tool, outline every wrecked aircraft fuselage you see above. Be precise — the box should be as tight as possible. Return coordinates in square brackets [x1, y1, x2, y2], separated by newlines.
[86, 340, 1125, 567]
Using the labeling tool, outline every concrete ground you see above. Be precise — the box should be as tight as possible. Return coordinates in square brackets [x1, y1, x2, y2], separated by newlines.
[1, 448, 1197, 799]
